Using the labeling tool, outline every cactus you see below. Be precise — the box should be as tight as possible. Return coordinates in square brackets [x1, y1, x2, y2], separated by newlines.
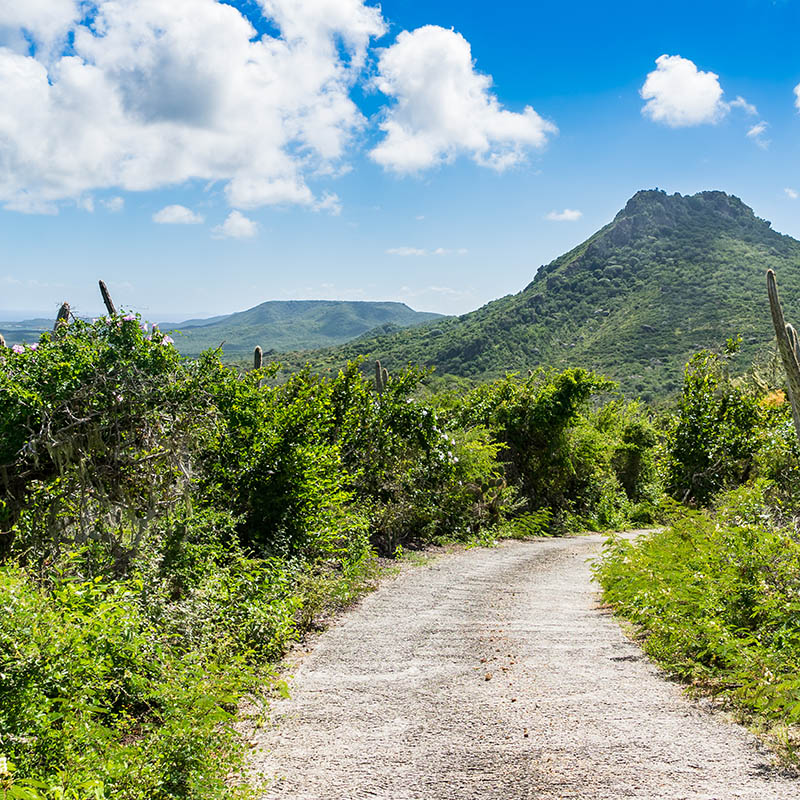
[254, 346, 263, 370]
[375, 359, 385, 394]
[99, 279, 116, 316]
[53, 302, 70, 332]
[767, 269, 800, 443]
[382, 366, 389, 389]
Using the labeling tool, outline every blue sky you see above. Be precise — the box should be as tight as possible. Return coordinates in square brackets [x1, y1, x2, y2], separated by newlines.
[1, 0, 800, 320]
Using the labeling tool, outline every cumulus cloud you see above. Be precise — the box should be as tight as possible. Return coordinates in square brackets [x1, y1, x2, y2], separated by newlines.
[641, 55, 728, 127]
[0, 0, 81, 56]
[153, 205, 204, 225]
[545, 208, 582, 222]
[0, 0, 386, 213]
[786, 188, 798, 200]
[212, 210, 259, 239]
[370, 25, 556, 173]
[641, 55, 760, 133]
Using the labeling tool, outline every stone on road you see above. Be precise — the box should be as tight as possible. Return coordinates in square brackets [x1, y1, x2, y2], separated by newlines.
[250, 535, 797, 799]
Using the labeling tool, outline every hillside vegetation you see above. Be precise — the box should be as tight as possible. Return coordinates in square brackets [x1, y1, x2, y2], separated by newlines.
[283, 190, 800, 401]
[161, 300, 443, 355]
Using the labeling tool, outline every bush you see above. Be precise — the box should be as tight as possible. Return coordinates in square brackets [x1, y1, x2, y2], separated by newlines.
[452, 369, 659, 531]
[666, 350, 763, 504]
[595, 509, 800, 748]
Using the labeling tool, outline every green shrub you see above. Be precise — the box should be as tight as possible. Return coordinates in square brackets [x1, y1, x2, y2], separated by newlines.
[595, 512, 800, 745]
[0, 316, 665, 795]
[666, 350, 763, 504]
[452, 369, 659, 531]
[0, 560, 247, 800]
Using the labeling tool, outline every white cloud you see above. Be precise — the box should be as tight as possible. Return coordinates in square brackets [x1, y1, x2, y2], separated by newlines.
[370, 25, 556, 173]
[0, 0, 81, 57]
[432, 247, 468, 255]
[641, 55, 728, 127]
[729, 96, 757, 116]
[546, 208, 582, 222]
[153, 205, 204, 225]
[0, 0, 386, 213]
[386, 246, 466, 256]
[103, 196, 124, 212]
[746, 121, 769, 149]
[313, 191, 342, 216]
[212, 210, 258, 239]
[386, 247, 427, 256]
[786, 188, 798, 200]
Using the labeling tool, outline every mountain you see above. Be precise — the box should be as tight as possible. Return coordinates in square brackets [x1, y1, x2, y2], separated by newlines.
[0, 318, 53, 345]
[162, 300, 445, 355]
[284, 190, 800, 400]
[0, 302, 443, 353]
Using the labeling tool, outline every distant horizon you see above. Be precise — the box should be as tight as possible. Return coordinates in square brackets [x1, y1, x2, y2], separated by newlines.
[0, 296, 453, 325]
[3, 184, 797, 325]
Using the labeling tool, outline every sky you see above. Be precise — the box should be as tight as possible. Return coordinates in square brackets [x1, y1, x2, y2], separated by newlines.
[2, 0, 800, 320]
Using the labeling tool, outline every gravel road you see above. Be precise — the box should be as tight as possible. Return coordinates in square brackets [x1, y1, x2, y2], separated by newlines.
[249, 534, 798, 799]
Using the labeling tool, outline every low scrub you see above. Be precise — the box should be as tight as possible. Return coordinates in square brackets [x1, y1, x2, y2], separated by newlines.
[594, 497, 800, 755]
[0, 318, 660, 797]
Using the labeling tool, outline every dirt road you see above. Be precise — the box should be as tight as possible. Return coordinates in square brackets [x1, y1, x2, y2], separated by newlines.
[250, 535, 797, 799]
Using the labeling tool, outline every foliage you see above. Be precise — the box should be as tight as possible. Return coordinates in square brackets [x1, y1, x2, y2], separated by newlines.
[451, 370, 661, 531]
[666, 349, 765, 504]
[0, 320, 373, 798]
[594, 502, 800, 751]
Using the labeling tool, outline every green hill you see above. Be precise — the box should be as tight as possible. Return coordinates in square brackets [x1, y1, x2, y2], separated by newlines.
[284, 190, 800, 400]
[162, 300, 444, 355]
[1, 302, 444, 354]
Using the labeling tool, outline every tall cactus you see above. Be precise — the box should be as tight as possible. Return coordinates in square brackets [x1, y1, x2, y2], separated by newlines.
[254, 346, 263, 370]
[99, 279, 117, 316]
[767, 269, 800, 443]
[54, 302, 70, 333]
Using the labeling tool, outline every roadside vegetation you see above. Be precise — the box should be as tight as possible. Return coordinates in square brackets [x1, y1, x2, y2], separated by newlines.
[595, 337, 800, 757]
[4, 303, 800, 796]
[0, 315, 659, 799]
